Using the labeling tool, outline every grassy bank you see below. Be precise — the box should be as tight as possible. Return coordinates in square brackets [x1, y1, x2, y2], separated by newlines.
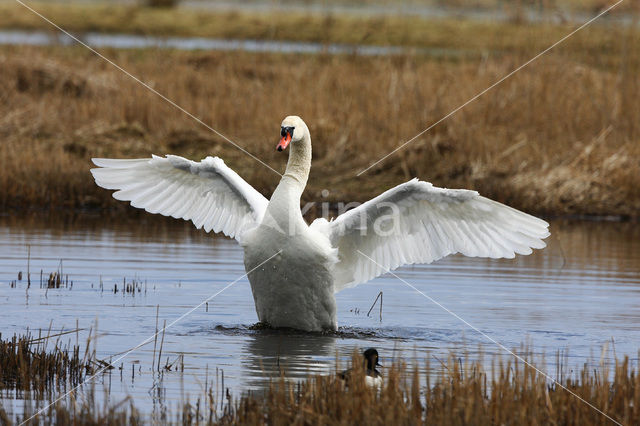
[0, 2, 639, 218]
[0, 1, 636, 57]
[1, 36, 639, 217]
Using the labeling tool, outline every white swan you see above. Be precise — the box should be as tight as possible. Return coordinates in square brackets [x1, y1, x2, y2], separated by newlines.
[91, 116, 549, 332]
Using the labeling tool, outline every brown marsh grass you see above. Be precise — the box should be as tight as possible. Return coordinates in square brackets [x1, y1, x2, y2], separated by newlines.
[0, 330, 139, 424]
[216, 352, 640, 425]
[4, 348, 639, 425]
[0, 331, 95, 398]
[0, 19, 638, 217]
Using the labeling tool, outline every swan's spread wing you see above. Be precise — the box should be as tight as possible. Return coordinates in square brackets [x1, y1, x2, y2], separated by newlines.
[91, 155, 268, 241]
[311, 179, 549, 291]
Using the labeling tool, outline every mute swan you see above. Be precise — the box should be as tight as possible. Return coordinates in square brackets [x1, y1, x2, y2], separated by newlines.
[91, 115, 549, 332]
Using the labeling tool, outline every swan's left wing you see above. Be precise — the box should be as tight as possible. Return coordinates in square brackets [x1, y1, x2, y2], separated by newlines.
[91, 155, 268, 242]
[310, 179, 549, 291]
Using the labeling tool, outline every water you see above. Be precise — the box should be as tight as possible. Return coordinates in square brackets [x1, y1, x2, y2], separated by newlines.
[1, 213, 639, 418]
[0, 29, 466, 57]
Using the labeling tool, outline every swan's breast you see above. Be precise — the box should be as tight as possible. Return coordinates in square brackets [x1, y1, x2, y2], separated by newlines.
[241, 223, 338, 331]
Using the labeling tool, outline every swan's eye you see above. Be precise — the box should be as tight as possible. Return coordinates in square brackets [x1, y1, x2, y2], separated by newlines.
[281, 126, 294, 137]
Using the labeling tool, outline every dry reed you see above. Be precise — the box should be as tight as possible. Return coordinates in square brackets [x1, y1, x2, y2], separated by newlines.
[0, 331, 94, 397]
[5, 349, 638, 425]
[210, 352, 640, 425]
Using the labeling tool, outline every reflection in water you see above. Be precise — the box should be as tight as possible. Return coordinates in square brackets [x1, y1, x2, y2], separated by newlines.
[0, 213, 639, 418]
[242, 329, 337, 389]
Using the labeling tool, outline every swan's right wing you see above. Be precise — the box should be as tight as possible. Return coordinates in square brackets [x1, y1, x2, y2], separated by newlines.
[91, 155, 268, 241]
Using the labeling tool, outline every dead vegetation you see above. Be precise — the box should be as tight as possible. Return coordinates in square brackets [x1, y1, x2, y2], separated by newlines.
[0, 19, 638, 218]
[3, 347, 638, 425]
[213, 353, 640, 425]
[0, 331, 95, 398]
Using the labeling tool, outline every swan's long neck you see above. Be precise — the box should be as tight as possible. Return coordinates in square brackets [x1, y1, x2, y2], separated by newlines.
[283, 132, 311, 191]
[264, 129, 311, 233]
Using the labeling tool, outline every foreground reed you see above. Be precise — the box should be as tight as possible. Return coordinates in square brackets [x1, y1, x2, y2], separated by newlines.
[2, 340, 638, 425]
[211, 353, 639, 425]
[0, 331, 95, 398]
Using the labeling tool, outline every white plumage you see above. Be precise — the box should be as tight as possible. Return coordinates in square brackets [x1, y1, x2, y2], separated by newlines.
[91, 116, 550, 332]
[91, 155, 267, 241]
[311, 179, 548, 291]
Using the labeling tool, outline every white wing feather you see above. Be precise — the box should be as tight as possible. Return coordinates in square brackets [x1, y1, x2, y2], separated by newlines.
[91, 155, 268, 241]
[310, 179, 549, 291]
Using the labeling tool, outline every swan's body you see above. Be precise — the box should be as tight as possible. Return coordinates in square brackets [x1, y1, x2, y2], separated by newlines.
[91, 116, 549, 332]
[243, 218, 337, 330]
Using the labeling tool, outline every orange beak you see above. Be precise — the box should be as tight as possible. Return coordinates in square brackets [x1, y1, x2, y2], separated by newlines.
[277, 133, 291, 151]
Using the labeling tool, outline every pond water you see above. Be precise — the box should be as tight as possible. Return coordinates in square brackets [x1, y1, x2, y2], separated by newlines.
[0, 29, 466, 57]
[0, 213, 639, 419]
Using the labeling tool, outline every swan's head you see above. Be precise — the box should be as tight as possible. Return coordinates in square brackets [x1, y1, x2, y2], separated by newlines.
[277, 116, 307, 151]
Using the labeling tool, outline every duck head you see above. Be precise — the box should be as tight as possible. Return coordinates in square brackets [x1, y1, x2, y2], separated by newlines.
[363, 348, 382, 371]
